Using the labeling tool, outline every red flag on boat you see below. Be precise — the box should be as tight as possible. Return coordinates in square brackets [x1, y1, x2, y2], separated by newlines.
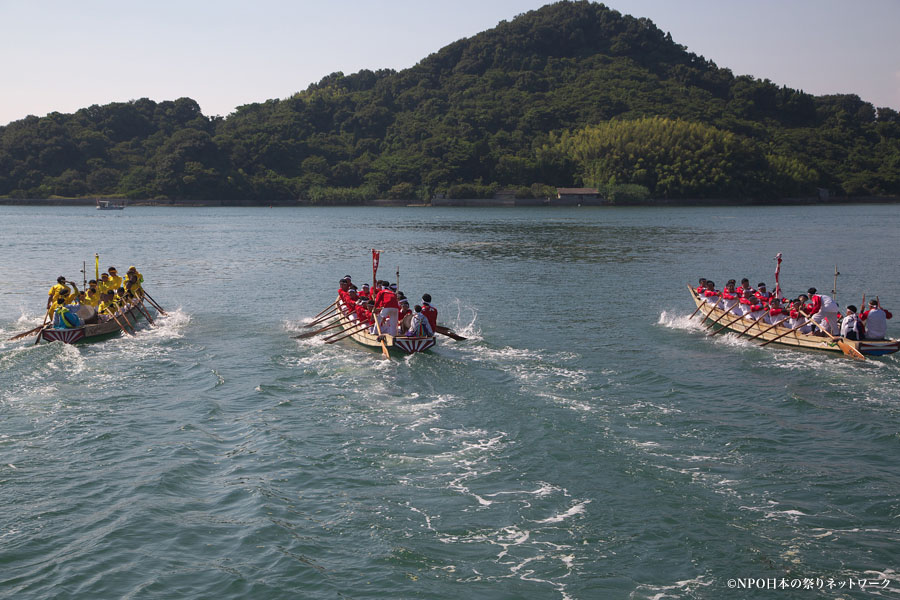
[372, 249, 381, 287]
[774, 253, 783, 299]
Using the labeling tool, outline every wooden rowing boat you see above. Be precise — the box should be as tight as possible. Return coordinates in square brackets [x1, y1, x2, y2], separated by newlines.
[688, 285, 899, 357]
[332, 298, 436, 354]
[37, 304, 148, 344]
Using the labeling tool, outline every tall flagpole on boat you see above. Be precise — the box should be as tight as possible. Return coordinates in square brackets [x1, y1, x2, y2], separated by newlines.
[774, 253, 782, 300]
[832, 265, 840, 304]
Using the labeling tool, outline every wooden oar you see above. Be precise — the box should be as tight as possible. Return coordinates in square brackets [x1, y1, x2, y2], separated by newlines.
[30, 309, 54, 345]
[118, 307, 136, 333]
[325, 321, 370, 343]
[695, 293, 724, 325]
[9, 324, 44, 341]
[750, 317, 806, 348]
[702, 296, 730, 330]
[707, 310, 748, 337]
[324, 320, 368, 341]
[799, 310, 865, 360]
[135, 300, 155, 325]
[732, 312, 767, 338]
[372, 311, 391, 359]
[687, 285, 708, 319]
[434, 324, 467, 341]
[304, 306, 340, 328]
[295, 320, 346, 339]
[311, 300, 338, 321]
[142, 290, 167, 316]
[109, 312, 135, 336]
[8, 312, 50, 341]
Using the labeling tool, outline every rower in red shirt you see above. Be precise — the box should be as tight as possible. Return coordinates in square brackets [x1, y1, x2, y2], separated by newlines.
[754, 282, 773, 305]
[721, 280, 740, 313]
[421, 293, 438, 331]
[338, 278, 353, 312]
[695, 278, 707, 295]
[701, 280, 720, 305]
[736, 278, 755, 297]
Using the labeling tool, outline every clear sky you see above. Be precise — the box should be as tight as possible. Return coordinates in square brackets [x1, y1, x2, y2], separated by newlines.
[2, 0, 898, 126]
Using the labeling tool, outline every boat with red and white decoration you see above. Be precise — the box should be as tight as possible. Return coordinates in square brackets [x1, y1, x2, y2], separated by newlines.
[331, 296, 437, 355]
[688, 285, 899, 358]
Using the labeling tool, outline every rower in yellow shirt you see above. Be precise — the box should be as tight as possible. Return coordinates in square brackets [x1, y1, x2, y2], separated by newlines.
[127, 266, 143, 286]
[125, 271, 143, 298]
[97, 291, 118, 319]
[98, 272, 112, 293]
[63, 282, 80, 304]
[84, 286, 102, 308]
[46, 276, 70, 310]
[107, 266, 123, 291]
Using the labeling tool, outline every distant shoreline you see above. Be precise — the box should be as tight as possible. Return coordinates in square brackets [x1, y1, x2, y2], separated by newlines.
[0, 196, 898, 207]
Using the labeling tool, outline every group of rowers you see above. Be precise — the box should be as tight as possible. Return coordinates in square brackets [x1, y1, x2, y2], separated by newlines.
[46, 265, 145, 328]
[696, 278, 893, 340]
[336, 276, 437, 338]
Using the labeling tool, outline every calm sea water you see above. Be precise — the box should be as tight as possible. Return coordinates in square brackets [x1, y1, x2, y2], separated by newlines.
[1, 205, 898, 599]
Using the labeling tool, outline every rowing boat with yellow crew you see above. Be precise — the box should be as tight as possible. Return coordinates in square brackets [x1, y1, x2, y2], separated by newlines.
[7, 259, 167, 345]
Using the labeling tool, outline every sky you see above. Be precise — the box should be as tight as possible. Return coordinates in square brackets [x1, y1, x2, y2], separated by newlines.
[2, 0, 899, 126]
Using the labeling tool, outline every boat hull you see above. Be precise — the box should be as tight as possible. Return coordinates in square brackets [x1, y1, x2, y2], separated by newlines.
[333, 299, 436, 354]
[38, 306, 147, 344]
[688, 286, 899, 356]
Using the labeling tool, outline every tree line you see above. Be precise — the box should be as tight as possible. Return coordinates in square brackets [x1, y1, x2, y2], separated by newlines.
[1, 1, 898, 203]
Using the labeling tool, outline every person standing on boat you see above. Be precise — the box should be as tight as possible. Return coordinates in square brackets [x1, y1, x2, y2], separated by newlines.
[358, 283, 371, 300]
[374, 283, 400, 336]
[840, 306, 865, 340]
[46, 276, 70, 310]
[421, 294, 438, 331]
[861, 299, 893, 340]
[806, 287, 840, 335]
[107, 267, 123, 290]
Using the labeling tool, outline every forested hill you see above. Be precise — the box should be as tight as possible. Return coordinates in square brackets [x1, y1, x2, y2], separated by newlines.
[2, 0, 899, 203]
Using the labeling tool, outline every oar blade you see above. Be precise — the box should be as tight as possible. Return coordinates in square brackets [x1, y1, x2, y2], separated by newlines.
[838, 341, 866, 361]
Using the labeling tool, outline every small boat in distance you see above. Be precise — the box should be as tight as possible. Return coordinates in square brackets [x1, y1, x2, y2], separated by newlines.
[96, 199, 126, 210]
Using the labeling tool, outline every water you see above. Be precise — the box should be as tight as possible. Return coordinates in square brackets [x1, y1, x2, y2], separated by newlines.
[1, 205, 898, 599]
